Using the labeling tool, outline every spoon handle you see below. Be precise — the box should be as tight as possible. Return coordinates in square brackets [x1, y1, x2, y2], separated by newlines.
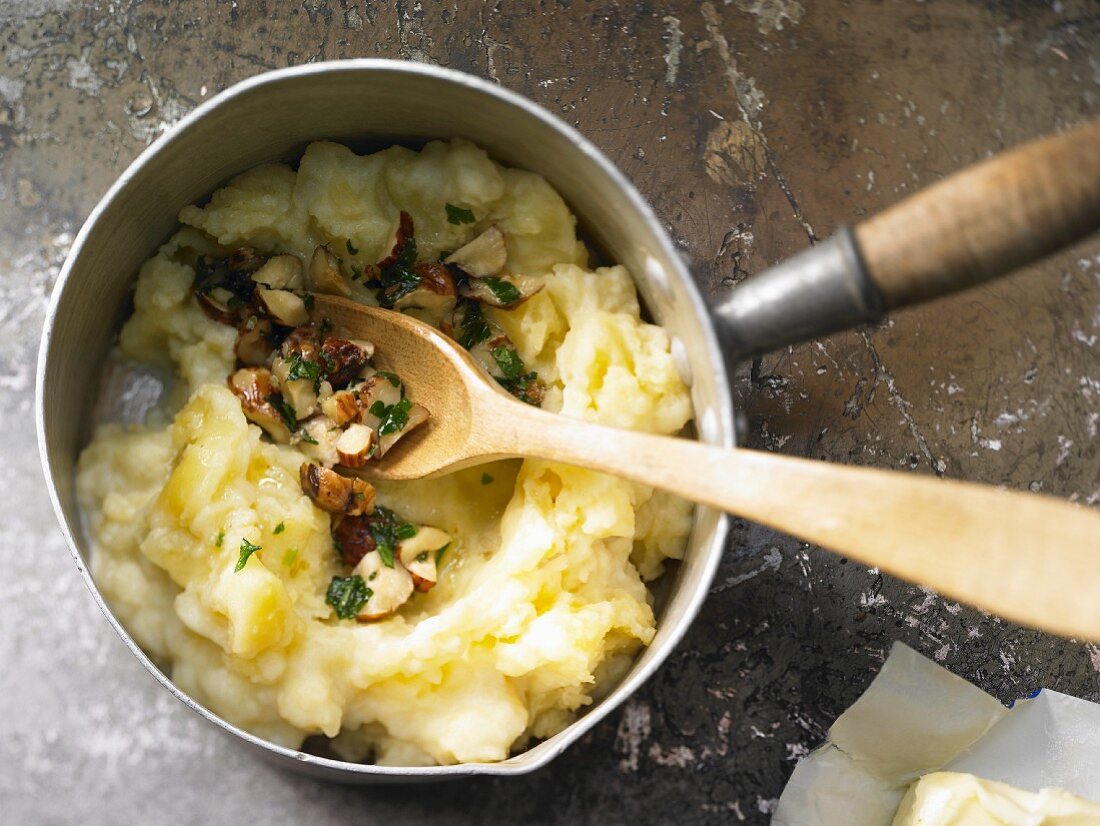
[494, 407, 1100, 641]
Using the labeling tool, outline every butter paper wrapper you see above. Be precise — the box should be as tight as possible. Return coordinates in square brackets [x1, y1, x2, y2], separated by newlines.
[772, 642, 1100, 825]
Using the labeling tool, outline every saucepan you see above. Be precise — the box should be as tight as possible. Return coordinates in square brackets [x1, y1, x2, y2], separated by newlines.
[36, 60, 1100, 781]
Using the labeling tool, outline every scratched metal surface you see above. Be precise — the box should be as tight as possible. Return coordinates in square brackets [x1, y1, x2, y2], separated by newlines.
[3, 2, 1099, 823]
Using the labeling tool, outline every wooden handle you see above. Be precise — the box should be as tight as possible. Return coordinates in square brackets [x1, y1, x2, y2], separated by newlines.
[500, 407, 1100, 641]
[855, 119, 1100, 308]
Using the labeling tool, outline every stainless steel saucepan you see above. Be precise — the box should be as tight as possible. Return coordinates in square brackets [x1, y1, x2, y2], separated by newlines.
[36, 60, 1100, 782]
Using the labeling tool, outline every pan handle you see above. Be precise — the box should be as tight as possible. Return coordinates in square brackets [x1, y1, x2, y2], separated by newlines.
[712, 119, 1100, 362]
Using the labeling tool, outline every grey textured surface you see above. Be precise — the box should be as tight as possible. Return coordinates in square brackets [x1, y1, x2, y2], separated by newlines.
[3, 1, 1099, 824]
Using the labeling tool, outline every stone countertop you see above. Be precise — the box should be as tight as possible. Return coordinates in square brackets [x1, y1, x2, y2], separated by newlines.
[2, 2, 1098, 823]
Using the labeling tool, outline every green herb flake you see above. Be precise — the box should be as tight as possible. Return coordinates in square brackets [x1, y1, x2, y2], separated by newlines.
[376, 371, 401, 388]
[445, 203, 476, 225]
[456, 300, 491, 349]
[377, 227, 420, 309]
[435, 543, 450, 565]
[326, 575, 372, 620]
[481, 472, 494, 485]
[215, 531, 225, 548]
[299, 429, 319, 445]
[267, 393, 298, 431]
[490, 345, 525, 380]
[350, 265, 362, 281]
[370, 396, 412, 436]
[364, 506, 420, 569]
[282, 547, 299, 567]
[234, 538, 262, 572]
[346, 239, 359, 255]
[274, 522, 285, 535]
[481, 276, 522, 306]
[497, 371, 544, 406]
[286, 351, 323, 389]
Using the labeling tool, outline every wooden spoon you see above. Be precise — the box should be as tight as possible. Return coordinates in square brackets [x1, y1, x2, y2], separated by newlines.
[311, 292, 1100, 643]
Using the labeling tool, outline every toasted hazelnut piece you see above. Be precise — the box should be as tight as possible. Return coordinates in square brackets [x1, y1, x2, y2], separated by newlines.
[398, 526, 449, 592]
[308, 244, 351, 297]
[251, 254, 304, 290]
[336, 423, 376, 468]
[279, 325, 322, 363]
[320, 337, 372, 389]
[299, 462, 375, 515]
[321, 389, 361, 427]
[445, 225, 506, 277]
[331, 514, 376, 567]
[460, 273, 543, 309]
[257, 288, 309, 327]
[376, 403, 430, 458]
[353, 551, 414, 621]
[377, 211, 415, 269]
[297, 416, 341, 467]
[235, 316, 276, 366]
[228, 367, 291, 443]
[392, 262, 458, 319]
[226, 247, 264, 273]
[357, 374, 403, 430]
[195, 285, 242, 326]
[282, 378, 318, 421]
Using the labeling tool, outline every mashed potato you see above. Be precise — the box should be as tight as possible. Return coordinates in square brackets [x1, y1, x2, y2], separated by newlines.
[77, 139, 694, 765]
[891, 772, 1100, 825]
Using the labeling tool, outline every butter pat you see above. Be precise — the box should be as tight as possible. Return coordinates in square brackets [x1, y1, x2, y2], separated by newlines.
[891, 772, 1100, 825]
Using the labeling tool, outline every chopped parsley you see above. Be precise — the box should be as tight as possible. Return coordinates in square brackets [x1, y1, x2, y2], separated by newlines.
[488, 344, 541, 404]
[481, 472, 494, 485]
[490, 345, 525, 380]
[282, 547, 299, 567]
[234, 538, 262, 572]
[298, 429, 319, 445]
[215, 531, 225, 548]
[369, 396, 412, 436]
[286, 351, 323, 389]
[377, 228, 420, 308]
[498, 371, 544, 406]
[350, 265, 362, 281]
[366, 506, 418, 569]
[456, 300, 491, 349]
[445, 203, 476, 225]
[274, 522, 285, 535]
[481, 276, 521, 306]
[436, 543, 450, 565]
[326, 575, 372, 620]
[267, 393, 298, 431]
[376, 371, 401, 388]
[346, 239, 359, 255]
